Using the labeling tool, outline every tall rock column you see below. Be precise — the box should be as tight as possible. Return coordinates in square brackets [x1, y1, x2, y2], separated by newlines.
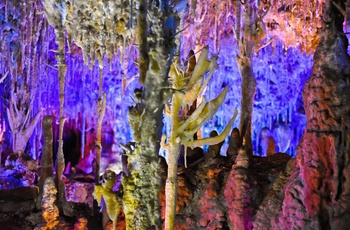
[121, 0, 176, 229]
[275, 1, 350, 229]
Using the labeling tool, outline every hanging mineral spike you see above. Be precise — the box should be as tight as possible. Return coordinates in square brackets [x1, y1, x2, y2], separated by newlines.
[43, 0, 138, 67]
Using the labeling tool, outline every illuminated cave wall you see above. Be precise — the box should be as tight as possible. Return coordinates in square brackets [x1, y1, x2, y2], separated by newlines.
[62, 36, 313, 158]
[0, 40, 311, 160]
[4, 0, 348, 166]
[194, 38, 313, 157]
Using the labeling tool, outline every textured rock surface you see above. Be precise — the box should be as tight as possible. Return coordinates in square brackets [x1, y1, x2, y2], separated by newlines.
[224, 148, 253, 230]
[267, 3, 350, 229]
[167, 141, 290, 230]
[253, 158, 293, 229]
[41, 177, 59, 230]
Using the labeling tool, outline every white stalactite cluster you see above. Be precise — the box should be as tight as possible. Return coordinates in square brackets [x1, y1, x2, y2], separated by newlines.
[6, 84, 42, 153]
[42, 0, 138, 68]
[0, 1, 46, 155]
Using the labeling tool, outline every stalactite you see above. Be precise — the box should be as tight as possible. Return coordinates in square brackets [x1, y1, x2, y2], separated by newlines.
[0, 119, 5, 169]
[56, 26, 67, 203]
[95, 68, 107, 185]
[31, 1, 45, 159]
[81, 67, 86, 158]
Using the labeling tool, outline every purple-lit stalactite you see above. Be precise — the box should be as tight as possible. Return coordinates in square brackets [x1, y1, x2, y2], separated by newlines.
[179, 0, 313, 157]
[0, 0, 314, 180]
[80, 64, 87, 159]
[0, 0, 312, 172]
[60, 52, 139, 171]
[0, 1, 46, 155]
[251, 43, 312, 156]
[0, 119, 5, 169]
[183, 38, 312, 157]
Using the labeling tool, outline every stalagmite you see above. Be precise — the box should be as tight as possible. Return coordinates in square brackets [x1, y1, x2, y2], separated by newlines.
[37, 115, 54, 209]
[41, 177, 59, 230]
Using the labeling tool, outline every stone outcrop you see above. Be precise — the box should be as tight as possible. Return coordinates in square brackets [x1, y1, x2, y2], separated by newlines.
[257, 1, 350, 229]
[167, 140, 291, 230]
[0, 193, 37, 214]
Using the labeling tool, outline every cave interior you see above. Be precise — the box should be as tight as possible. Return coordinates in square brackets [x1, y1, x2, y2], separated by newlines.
[0, 0, 350, 229]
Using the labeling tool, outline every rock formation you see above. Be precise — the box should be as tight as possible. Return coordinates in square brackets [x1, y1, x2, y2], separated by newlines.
[41, 177, 59, 230]
[269, 1, 350, 228]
